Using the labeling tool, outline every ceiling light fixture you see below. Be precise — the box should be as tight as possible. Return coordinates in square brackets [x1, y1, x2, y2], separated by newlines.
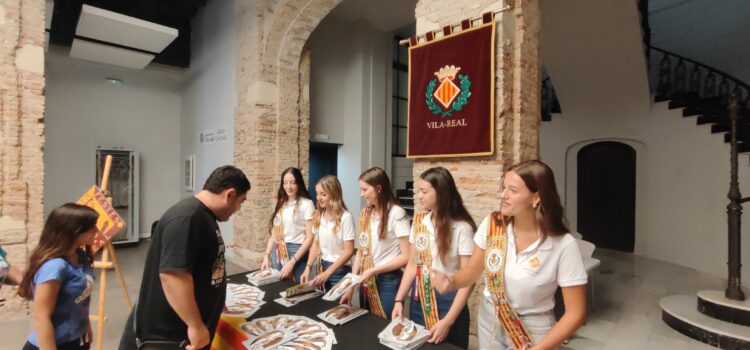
[105, 77, 123, 85]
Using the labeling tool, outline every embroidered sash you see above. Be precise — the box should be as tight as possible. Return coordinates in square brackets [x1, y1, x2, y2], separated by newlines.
[271, 213, 295, 282]
[312, 224, 324, 276]
[412, 212, 440, 329]
[485, 213, 534, 350]
[357, 207, 386, 318]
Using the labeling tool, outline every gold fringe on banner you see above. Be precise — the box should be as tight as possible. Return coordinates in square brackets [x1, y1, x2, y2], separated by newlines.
[398, 5, 513, 46]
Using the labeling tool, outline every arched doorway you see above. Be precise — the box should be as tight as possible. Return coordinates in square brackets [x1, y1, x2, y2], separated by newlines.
[577, 141, 636, 252]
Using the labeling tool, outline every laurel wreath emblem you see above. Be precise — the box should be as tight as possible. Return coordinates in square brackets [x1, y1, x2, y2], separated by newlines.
[425, 74, 472, 118]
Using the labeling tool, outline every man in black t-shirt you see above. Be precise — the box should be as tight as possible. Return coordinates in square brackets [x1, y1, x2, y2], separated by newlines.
[119, 165, 250, 350]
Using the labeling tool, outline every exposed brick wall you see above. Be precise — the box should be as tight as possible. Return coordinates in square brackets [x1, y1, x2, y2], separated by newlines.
[232, 0, 342, 266]
[0, 0, 46, 317]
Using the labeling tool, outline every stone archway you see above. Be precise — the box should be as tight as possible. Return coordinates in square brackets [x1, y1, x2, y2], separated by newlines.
[232, 0, 345, 265]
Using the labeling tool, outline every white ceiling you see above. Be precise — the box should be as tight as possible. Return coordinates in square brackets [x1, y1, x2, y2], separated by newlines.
[650, 0, 750, 85]
[330, 0, 416, 32]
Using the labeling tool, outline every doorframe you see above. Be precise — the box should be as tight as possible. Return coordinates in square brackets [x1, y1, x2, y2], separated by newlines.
[564, 138, 648, 254]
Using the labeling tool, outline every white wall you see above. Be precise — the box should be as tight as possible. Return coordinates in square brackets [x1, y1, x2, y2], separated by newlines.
[540, 0, 750, 283]
[309, 17, 391, 216]
[44, 48, 183, 235]
[180, 0, 236, 250]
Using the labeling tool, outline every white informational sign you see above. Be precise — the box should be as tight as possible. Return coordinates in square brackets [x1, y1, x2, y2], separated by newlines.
[200, 128, 229, 145]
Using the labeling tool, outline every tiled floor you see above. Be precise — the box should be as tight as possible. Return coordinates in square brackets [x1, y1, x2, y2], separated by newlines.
[0, 242, 728, 349]
[561, 249, 724, 350]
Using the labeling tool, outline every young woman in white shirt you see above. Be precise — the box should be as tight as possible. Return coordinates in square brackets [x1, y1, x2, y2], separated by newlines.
[433, 160, 588, 350]
[261, 167, 315, 282]
[391, 167, 476, 348]
[300, 175, 355, 290]
[340, 167, 411, 319]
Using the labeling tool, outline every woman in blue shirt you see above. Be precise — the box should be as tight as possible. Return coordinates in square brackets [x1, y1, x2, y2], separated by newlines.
[18, 203, 99, 350]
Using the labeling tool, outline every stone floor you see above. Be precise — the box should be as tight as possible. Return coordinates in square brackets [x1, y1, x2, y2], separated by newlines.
[0, 241, 727, 349]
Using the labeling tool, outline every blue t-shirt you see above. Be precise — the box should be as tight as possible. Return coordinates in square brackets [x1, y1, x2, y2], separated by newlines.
[28, 253, 94, 346]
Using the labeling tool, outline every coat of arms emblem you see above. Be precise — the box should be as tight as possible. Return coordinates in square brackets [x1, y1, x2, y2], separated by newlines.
[425, 65, 472, 117]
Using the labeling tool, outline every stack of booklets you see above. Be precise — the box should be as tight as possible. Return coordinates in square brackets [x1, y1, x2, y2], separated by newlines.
[240, 314, 336, 350]
[246, 269, 280, 286]
[222, 283, 265, 318]
[378, 319, 430, 350]
[274, 283, 324, 307]
[317, 304, 368, 325]
[321, 273, 361, 301]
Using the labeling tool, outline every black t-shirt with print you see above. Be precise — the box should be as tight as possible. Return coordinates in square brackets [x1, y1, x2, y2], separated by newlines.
[134, 196, 226, 345]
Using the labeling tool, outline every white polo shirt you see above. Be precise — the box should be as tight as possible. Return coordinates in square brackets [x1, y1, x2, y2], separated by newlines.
[317, 210, 356, 265]
[409, 212, 474, 274]
[279, 198, 315, 244]
[474, 216, 588, 315]
[357, 205, 411, 266]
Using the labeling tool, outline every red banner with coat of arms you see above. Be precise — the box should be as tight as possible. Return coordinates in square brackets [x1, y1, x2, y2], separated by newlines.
[407, 21, 495, 158]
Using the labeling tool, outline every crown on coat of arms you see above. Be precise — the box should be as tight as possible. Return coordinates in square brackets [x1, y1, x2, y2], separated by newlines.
[434, 65, 461, 82]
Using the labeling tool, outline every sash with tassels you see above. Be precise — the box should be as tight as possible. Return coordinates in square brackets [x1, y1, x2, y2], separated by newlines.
[486, 213, 535, 350]
[411, 212, 440, 329]
[312, 222, 324, 276]
[271, 213, 295, 282]
[357, 207, 386, 318]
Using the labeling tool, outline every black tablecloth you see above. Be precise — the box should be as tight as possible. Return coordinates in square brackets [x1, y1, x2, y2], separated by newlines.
[226, 272, 463, 350]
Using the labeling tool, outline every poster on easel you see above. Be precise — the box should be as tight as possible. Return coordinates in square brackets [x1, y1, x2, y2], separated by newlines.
[76, 185, 125, 253]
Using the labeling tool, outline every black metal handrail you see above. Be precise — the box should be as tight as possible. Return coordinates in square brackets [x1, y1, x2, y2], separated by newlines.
[649, 45, 749, 107]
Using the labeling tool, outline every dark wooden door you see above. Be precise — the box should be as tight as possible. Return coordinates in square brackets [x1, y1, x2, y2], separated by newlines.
[577, 141, 636, 252]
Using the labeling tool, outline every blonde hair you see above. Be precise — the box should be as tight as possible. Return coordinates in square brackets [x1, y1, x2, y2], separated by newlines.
[312, 175, 348, 235]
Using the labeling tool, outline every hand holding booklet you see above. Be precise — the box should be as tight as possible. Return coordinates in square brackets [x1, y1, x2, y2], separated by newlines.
[322, 273, 361, 301]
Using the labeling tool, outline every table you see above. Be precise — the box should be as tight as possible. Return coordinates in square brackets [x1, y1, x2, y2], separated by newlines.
[212, 272, 463, 350]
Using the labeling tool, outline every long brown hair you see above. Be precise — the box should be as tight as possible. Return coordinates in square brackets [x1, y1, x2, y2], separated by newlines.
[495, 160, 568, 237]
[18, 203, 99, 299]
[312, 175, 348, 236]
[420, 167, 477, 264]
[268, 167, 312, 233]
[359, 167, 401, 239]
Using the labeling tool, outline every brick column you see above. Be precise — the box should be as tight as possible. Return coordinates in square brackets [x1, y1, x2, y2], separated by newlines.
[0, 0, 46, 317]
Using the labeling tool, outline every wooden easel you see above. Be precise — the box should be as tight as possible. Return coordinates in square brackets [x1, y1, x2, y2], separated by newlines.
[89, 155, 133, 350]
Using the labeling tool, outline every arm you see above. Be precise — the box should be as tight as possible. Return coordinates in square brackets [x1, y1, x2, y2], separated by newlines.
[313, 240, 354, 288]
[361, 237, 409, 279]
[340, 251, 361, 305]
[294, 221, 314, 262]
[301, 237, 319, 284]
[159, 272, 209, 350]
[31, 281, 61, 350]
[433, 244, 485, 293]
[441, 255, 474, 322]
[428, 255, 474, 343]
[261, 236, 274, 270]
[392, 243, 417, 320]
[531, 285, 587, 350]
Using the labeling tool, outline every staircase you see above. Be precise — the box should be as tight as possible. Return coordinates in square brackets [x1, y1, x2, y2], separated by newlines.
[650, 46, 750, 154]
[649, 48, 750, 349]
[395, 181, 414, 218]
